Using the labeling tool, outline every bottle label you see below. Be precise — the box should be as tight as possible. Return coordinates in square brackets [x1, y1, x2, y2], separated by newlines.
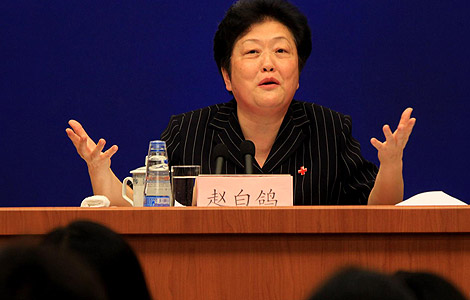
[144, 195, 171, 207]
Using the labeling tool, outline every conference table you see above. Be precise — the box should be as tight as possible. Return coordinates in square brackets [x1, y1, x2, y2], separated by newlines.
[1, 206, 469, 300]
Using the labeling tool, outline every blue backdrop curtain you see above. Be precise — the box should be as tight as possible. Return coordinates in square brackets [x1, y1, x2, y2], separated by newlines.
[1, 0, 469, 206]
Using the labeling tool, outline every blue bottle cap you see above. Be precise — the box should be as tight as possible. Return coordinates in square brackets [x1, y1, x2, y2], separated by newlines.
[149, 140, 167, 152]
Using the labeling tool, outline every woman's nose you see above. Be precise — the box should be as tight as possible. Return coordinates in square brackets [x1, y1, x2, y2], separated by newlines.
[261, 53, 275, 72]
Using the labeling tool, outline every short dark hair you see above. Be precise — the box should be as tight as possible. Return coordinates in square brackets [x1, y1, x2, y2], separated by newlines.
[42, 220, 152, 300]
[394, 271, 467, 300]
[307, 267, 416, 300]
[0, 242, 107, 300]
[213, 0, 312, 77]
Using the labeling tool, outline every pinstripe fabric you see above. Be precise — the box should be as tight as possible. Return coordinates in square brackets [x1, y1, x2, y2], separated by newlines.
[161, 100, 378, 205]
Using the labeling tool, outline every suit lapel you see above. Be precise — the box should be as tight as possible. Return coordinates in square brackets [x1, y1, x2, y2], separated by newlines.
[208, 100, 310, 173]
[208, 100, 245, 169]
[262, 100, 310, 173]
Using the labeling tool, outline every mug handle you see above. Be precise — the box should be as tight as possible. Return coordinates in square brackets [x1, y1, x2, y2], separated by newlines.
[122, 177, 134, 206]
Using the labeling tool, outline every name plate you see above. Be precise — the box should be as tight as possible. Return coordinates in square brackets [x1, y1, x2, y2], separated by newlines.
[195, 174, 293, 207]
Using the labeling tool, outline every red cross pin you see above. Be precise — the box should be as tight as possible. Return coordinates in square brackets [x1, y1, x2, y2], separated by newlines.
[298, 166, 307, 175]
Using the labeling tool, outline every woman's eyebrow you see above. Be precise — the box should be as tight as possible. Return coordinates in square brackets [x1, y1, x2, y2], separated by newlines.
[241, 36, 290, 44]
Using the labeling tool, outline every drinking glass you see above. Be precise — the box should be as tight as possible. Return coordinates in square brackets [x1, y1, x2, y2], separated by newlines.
[171, 165, 200, 206]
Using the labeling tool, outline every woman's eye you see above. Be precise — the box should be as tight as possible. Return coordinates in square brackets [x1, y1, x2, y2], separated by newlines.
[276, 49, 287, 53]
[246, 50, 258, 54]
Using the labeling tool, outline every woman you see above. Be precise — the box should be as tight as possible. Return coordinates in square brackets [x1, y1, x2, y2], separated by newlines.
[67, 0, 415, 206]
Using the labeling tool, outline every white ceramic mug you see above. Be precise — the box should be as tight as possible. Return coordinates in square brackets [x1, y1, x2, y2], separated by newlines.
[122, 166, 146, 207]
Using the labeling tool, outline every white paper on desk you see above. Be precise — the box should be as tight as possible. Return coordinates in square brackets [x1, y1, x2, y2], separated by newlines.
[396, 191, 467, 206]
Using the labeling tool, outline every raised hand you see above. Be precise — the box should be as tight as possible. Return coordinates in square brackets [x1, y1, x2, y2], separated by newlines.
[367, 108, 416, 204]
[370, 108, 416, 165]
[66, 120, 118, 172]
[66, 120, 132, 206]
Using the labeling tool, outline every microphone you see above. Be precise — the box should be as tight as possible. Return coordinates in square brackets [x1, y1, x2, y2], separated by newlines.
[213, 143, 229, 174]
[240, 140, 255, 174]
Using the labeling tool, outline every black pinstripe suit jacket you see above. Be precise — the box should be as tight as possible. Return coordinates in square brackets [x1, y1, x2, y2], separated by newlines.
[161, 99, 378, 205]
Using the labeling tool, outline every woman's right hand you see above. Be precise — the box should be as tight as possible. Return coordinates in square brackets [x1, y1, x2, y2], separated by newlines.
[66, 120, 118, 174]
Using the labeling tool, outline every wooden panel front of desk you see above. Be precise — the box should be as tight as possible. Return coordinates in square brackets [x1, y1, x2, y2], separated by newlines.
[1, 207, 469, 300]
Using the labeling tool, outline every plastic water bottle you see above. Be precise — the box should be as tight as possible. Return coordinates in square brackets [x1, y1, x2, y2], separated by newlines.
[143, 140, 173, 207]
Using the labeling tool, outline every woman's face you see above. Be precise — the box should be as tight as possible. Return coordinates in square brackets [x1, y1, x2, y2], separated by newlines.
[222, 20, 299, 117]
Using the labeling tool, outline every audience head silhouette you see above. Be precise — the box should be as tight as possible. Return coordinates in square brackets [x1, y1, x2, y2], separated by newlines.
[307, 267, 416, 300]
[0, 242, 107, 300]
[42, 220, 152, 300]
[394, 270, 467, 300]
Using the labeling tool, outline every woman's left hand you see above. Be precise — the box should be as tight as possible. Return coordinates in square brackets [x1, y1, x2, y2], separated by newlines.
[370, 108, 416, 165]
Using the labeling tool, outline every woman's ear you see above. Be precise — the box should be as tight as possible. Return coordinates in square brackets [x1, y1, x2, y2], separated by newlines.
[221, 68, 233, 92]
